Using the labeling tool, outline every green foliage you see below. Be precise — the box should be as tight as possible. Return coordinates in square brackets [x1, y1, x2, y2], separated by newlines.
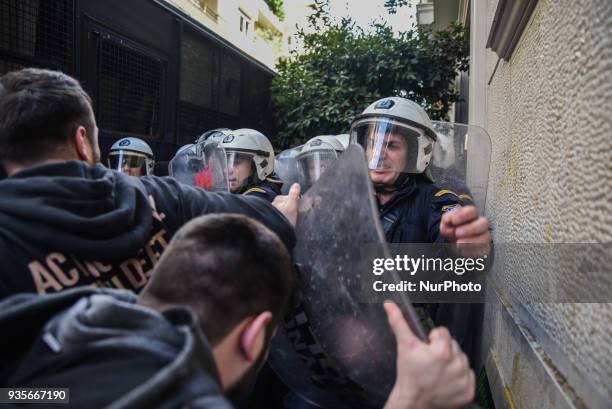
[384, 0, 411, 14]
[271, 1, 469, 148]
[255, 25, 282, 53]
[264, 0, 285, 21]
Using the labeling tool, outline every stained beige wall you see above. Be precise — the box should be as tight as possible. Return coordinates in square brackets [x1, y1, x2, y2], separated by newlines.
[482, 0, 612, 407]
[164, 0, 284, 69]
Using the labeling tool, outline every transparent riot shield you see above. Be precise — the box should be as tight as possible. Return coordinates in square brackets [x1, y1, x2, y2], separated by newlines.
[269, 145, 425, 409]
[168, 142, 229, 192]
[275, 146, 303, 194]
[429, 122, 492, 215]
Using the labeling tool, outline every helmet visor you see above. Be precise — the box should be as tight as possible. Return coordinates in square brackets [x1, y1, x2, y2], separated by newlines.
[168, 151, 204, 186]
[226, 151, 256, 193]
[168, 143, 229, 192]
[275, 147, 303, 194]
[350, 117, 434, 174]
[108, 151, 149, 176]
[200, 141, 229, 192]
[297, 147, 338, 187]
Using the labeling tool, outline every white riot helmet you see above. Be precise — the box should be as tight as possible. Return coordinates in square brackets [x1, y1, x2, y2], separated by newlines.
[350, 97, 436, 177]
[219, 128, 275, 191]
[108, 137, 155, 176]
[296, 137, 338, 188]
[311, 135, 345, 154]
[176, 144, 196, 156]
[195, 128, 232, 157]
[334, 134, 350, 150]
[196, 128, 232, 147]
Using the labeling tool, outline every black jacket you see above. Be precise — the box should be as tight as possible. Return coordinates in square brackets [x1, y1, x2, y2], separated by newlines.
[379, 176, 462, 243]
[379, 176, 485, 367]
[0, 161, 295, 299]
[0, 288, 233, 409]
[241, 178, 284, 202]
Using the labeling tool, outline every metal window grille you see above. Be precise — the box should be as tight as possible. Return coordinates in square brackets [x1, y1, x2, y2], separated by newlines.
[180, 29, 217, 110]
[218, 51, 242, 117]
[0, 60, 23, 74]
[178, 101, 219, 143]
[244, 66, 271, 129]
[98, 37, 164, 138]
[0, 0, 74, 74]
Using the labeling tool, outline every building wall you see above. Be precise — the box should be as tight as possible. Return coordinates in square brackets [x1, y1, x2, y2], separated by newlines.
[165, 0, 285, 70]
[481, 0, 612, 407]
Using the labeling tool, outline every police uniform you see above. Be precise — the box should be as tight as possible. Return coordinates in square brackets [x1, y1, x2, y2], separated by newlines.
[379, 176, 463, 243]
[219, 128, 281, 203]
[241, 177, 283, 202]
[379, 176, 485, 365]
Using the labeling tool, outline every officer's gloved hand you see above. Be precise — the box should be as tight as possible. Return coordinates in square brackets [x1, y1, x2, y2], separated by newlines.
[272, 183, 301, 228]
[382, 302, 475, 409]
[440, 206, 491, 258]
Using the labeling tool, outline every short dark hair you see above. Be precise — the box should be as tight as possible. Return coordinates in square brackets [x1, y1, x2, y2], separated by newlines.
[0, 68, 94, 164]
[139, 214, 295, 346]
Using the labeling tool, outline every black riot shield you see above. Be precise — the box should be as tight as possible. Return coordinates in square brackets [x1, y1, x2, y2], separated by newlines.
[429, 122, 492, 215]
[269, 145, 425, 409]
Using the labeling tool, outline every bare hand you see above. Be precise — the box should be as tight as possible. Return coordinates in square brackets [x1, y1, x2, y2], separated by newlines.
[440, 206, 491, 257]
[383, 302, 475, 409]
[272, 183, 300, 228]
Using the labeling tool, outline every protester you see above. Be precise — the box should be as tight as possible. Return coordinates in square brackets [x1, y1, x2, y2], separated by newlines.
[0, 214, 474, 409]
[0, 68, 297, 299]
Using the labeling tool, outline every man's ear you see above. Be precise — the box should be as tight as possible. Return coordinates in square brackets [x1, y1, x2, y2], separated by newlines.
[73, 125, 93, 164]
[240, 311, 273, 362]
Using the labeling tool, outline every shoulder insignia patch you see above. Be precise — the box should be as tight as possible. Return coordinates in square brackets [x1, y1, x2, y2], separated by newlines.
[441, 204, 462, 213]
[243, 187, 266, 195]
[435, 189, 459, 197]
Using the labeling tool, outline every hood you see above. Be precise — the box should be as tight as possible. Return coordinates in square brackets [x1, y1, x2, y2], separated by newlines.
[0, 161, 153, 260]
[0, 288, 225, 408]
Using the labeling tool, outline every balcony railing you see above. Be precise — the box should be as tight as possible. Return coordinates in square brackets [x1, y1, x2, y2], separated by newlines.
[188, 0, 219, 22]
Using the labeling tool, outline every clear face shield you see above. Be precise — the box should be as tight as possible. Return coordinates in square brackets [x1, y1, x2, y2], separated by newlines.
[168, 150, 203, 185]
[296, 144, 338, 189]
[350, 117, 435, 185]
[275, 146, 303, 194]
[107, 150, 151, 176]
[168, 142, 229, 192]
[226, 151, 257, 193]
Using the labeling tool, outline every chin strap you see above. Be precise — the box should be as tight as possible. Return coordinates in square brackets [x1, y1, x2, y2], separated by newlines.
[373, 172, 413, 193]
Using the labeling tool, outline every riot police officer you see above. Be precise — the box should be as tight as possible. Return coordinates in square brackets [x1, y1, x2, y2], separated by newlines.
[295, 136, 341, 190]
[107, 137, 155, 177]
[350, 97, 491, 246]
[351, 96, 491, 368]
[219, 128, 283, 202]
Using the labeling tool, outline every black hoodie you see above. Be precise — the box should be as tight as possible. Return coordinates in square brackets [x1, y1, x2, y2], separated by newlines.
[0, 288, 234, 409]
[0, 161, 295, 299]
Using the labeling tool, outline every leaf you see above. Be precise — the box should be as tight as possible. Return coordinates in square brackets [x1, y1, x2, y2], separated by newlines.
[270, 9, 469, 149]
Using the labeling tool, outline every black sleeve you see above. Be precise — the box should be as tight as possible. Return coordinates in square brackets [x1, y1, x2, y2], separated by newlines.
[428, 190, 462, 243]
[142, 177, 296, 251]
